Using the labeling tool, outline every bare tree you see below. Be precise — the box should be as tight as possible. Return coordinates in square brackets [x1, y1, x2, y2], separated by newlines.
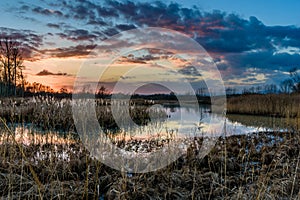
[264, 84, 277, 94]
[280, 79, 293, 94]
[12, 45, 23, 95]
[0, 38, 12, 95]
[289, 68, 300, 93]
[0, 38, 24, 96]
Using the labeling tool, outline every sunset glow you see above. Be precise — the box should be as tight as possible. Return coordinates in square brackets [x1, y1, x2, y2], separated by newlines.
[0, 0, 299, 93]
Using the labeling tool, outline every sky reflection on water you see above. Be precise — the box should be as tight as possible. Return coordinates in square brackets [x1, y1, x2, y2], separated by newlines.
[3, 105, 292, 145]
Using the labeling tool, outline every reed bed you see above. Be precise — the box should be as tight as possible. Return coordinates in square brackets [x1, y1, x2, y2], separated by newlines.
[0, 96, 166, 132]
[0, 120, 300, 199]
[0, 96, 300, 199]
[227, 93, 300, 118]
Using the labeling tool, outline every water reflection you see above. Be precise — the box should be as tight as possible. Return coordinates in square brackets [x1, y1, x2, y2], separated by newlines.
[108, 104, 224, 140]
[2, 104, 298, 146]
[0, 124, 76, 145]
[163, 105, 296, 137]
[226, 114, 299, 131]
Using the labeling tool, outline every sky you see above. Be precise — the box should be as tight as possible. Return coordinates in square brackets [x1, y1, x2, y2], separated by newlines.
[0, 0, 299, 93]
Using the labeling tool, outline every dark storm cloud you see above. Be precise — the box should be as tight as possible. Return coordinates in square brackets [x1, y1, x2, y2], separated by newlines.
[72, 5, 96, 20]
[120, 75, 137, 80]
[106, 0, 138, 17]
[264, 25, 300, 49]
[178, 66, 202, 76]
[0, 27, 44, 59]
[102, 28, 119, 37]
[47, 23, 60, 29]
[20, 5, 30, 11]
[194, 14, 274, 53]
[87, 19, 107, 26]
[118, 50, 175, 64]
[104, 1, 300, 53]
[0, 27, 43, 48]
[220, 50, 300, 74]
[39, 44, 96, 58]
[57, 29, 97, 42]
[13, 0, 300, 77]
[96, 6, 119, 18]
[107, 1, 187, 31]
[269, 53, 300, 67]
[32, 6, 63, 17]
[117, 54, 161, 64]
[18, 0, 300, 52]
[116, 24, 136, 31]
[92, 0, 300, 61]
[118, 57, 147, 64]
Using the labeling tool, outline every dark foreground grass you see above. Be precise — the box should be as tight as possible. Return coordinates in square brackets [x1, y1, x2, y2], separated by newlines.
[0, 129, 299, 199]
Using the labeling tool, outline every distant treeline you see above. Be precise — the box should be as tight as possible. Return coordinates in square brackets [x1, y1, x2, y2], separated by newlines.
[226, 68, 300, 95]
[225, 68, 300, 118]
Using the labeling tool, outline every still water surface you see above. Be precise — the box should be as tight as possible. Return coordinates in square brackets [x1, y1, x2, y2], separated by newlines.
[6, 104, 296, 144]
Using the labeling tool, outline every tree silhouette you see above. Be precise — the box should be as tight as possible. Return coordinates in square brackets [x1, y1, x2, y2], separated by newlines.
[0, 38, 25, 96]
[289, 68, 300, 93]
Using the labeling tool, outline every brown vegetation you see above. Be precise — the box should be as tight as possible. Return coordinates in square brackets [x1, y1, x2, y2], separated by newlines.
[1, 96, 300, 199]
[227, 93, 300, 118]
[0, 124, 299, 199]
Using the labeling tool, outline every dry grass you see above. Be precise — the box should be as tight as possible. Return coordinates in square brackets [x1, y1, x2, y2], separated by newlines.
[0, 96, 166, 132]
[0, 121, 300, 199]
[0, 96, 300, 199]
[227, 93, 300, 118]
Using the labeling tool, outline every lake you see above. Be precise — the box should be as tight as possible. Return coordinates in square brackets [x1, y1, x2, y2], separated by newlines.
[3, 103, 297, 145]
[163, 104, 296, 137]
